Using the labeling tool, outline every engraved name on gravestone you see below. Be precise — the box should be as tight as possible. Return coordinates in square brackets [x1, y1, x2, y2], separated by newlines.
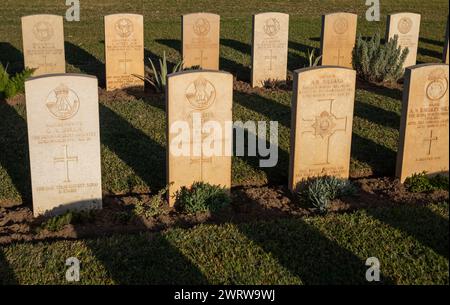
[320, 13, 357, 68]
[289, 66, 356, 192]
[166, 70, 232, 206]
[386, 13, 421, 68]
[105, 14, 144, 91]
[182, 13, 220, 70]
[25, 74, 102, 217]
[396, 64, 449, 183]
[251, 12, 289, 87]
[21, 15, 66, 76]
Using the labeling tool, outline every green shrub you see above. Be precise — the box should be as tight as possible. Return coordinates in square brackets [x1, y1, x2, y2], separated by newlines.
[352, 33, 409, 85]
[0, 63, 35, 99]
[297, 176, 356, 213]
[405, 172, 449, 193]
[134, 51, 183, 93]
[175, 182, 231, 214]
[134, 185, 170, 218]
[39, 210, 96, 232]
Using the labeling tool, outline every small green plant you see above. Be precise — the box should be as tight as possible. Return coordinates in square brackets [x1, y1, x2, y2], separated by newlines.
[134, 52, 183, 93]
[297, 176, 356, 213]
[133, 185, 170, 218]
[306, 48, 322, 67]
[175, 182, 231, 214]
[352, 33, 409, 85]
[0, 63, 35, 99]
[405, 172, 449, 193]
[39, 210, 96, 232]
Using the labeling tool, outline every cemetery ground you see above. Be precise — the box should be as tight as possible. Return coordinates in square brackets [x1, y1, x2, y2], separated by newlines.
[0, 0, 449, 284]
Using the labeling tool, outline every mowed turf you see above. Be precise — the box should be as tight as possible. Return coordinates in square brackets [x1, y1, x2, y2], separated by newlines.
[0, 0, 449, 202]
[1, 203, 448, 284]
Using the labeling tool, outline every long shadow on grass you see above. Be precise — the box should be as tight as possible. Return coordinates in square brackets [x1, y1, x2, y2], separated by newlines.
[99, 104, 166, 192]
[364, 200, 449, 259]
[156, 38, 251, 81]
[234, 91, 290, 128]
[419, 37, 444, 47]
[234, 192, 392, 284]
[287, 41, 319, 71]
[82, 232, 209, 284]
[354, 100, 400, 130]
[64, 41, 105, 87]
[0, 249, 17, 284]
[418, 47, 444, 60]
[0, 103, 31, 203]
[357, 81, 403, 101]
[0, 42, 24, 73]
[351, 133, 397, 177]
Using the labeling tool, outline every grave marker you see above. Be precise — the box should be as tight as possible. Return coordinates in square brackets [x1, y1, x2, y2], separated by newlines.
[105, 14, 144, 91]
[166, 70, 232, 206]
[25, 74, 102, 216]
[386, 13, 421, 68]
[21, 15, 66, 76]
[289, 66, 356, 192]
[320, 13, 357, 68]
[251, 12, 289, 88]
[182, 13, 220, 70]
[396, 63, 449, 182]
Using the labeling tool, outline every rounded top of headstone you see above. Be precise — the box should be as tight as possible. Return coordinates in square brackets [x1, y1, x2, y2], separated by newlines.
[405, 63, 448, 71]
[25, 73, 98, 83]
[323, 12, 358, 18]
[167, 69, 232, 79]
[182, 12, 220, 18]
[21, 14, 63, 20]
[294, 65, 356, 75]
[104, 13, 143, 19]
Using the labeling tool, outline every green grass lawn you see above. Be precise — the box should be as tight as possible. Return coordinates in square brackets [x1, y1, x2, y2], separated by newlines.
[1, 203, 448, 284]
[0, 0, 449, 285]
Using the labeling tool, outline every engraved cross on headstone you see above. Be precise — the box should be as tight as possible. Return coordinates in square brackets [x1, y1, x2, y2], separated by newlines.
[53, 145, 78, 183]
[264, 49, 277, 71]
[119, 51, 132, 74]
[334, 49, 345, 66]
[423, 130, 438, 155]
[194, 50, 208, 67]
[301, 99, 347, 165]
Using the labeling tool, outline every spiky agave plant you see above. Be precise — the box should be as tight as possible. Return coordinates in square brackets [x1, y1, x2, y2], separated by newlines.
[134, 51, 183, 93]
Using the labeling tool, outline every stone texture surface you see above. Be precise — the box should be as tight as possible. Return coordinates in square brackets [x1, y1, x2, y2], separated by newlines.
[396, 63, 449, 183]
[386, 13, 421, 68]
[21, 14, 66, 76]
[105, 14, 144, 91]
[166, 70, 232, 206]
[251, 12, 289, 87]
[25, 74, 102, 216]
[289, 66, 356, 192]
[182, 13, 220, 70]
[320, 13, 357, 68]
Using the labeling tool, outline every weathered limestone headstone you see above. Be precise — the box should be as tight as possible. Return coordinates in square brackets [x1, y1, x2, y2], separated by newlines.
[21, 15, 66, 76]
[105, 14, 144, 91]
[166, 70, 232, 206]
[25, 74, 102, 216]
[386, 13, 421, 68]
[182, 13, 220, 70]
[320, 13, 357, 68]
[289, 66, 356, 192]
[251, 12, 289, 87]
[444, 18, 449, 64]
[396, 63, 449, 183]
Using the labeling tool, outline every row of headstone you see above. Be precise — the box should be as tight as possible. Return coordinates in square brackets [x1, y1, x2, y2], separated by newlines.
[21, 13, 448, 90]
[23, 62, 448, 216]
